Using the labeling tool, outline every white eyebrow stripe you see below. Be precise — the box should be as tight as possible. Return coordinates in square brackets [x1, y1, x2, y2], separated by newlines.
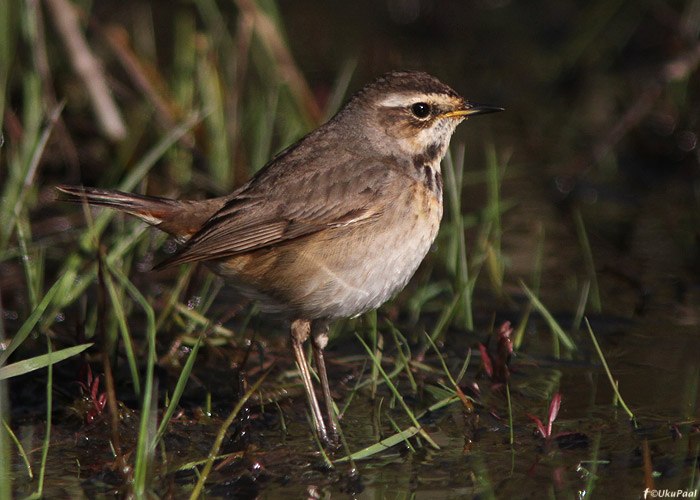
[377, 93, 445, 108]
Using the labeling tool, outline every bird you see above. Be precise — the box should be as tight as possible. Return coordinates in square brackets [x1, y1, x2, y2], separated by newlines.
[57, 70, 502, 444]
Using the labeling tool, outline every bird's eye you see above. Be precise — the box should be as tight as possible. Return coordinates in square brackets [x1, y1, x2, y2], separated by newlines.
[411, 102, 431, 119]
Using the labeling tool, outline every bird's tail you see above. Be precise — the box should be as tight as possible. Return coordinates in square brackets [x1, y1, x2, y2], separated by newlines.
[56, 185, 180, 227]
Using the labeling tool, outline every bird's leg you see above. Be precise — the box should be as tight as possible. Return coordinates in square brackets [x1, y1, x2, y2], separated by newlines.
[311, 320, 339, 442]
[290, 319, 328, 443]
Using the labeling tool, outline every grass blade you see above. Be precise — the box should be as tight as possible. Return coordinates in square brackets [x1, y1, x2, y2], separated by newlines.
[104, 260, 157, 497]
[2, 420, 32, 479]
[584, 318, 636, 424]
[335, 425, 422, 462]
[355, 333, 439, 449]
[423, 332, 473, 411]
[101, 263, 141, 396]
[153, 334, 202, 448]
[35, 336, 54, 497]
[0, 343, 92, 380]
[573, 209, 601, 313]
[519, 279, 576, 351]
[0, 279, 61, 367]
[188, 368, 271, 499]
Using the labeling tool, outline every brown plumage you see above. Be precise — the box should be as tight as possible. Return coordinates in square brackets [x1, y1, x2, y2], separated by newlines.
[57, 70, 502, 444]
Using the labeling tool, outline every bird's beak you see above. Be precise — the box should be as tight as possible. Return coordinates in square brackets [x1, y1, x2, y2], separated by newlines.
[441, 102, 504, 119]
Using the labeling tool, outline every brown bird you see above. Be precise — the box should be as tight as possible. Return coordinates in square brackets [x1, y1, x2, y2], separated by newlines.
[57, 70, 502, 444]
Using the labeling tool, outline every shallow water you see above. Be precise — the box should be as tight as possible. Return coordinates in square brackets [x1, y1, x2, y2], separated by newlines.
[3, 0, 700, 498]
[7, 312, 699, 498]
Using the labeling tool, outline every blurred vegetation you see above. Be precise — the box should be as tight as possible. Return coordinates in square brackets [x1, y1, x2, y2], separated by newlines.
[0, 0, 699, 498]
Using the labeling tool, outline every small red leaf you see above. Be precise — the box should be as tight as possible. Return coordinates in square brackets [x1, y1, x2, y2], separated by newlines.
[96, 392, 107, 412]
[478, 342, 493, 378]
[547, 393, 562, 437]
[526, 413, 547, 438]
[91, 374, 101, 400]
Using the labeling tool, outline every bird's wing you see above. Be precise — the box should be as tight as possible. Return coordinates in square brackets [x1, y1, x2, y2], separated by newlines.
[157, 156, 407, 267]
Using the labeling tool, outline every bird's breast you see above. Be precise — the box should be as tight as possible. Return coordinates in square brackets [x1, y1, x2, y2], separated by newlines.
[304, 178, 440, 318]
[212, 177, 443, 321]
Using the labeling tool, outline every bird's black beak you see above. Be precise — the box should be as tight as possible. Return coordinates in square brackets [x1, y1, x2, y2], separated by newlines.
[442, 102, 505, 118]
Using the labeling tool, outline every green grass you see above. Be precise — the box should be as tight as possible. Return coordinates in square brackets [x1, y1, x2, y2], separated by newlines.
[584, 318, 636, 424]
[2, 0, 698, 498]
[356, 332, 440, 449]
[1, 1, 324, 496]
[188, 368, 271, 499]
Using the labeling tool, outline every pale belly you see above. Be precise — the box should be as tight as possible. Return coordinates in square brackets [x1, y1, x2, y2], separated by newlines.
[212, 186, 442, 320]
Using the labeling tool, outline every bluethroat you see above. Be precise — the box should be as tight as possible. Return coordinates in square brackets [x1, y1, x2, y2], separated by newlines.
[58, 70, 503, 444]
